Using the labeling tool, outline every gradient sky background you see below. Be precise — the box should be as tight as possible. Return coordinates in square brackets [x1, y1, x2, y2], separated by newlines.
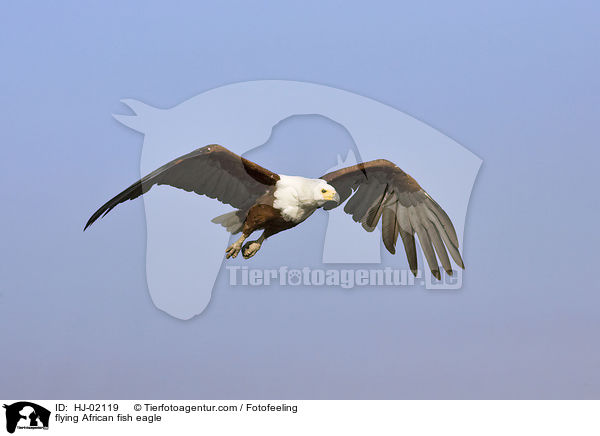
[1, 1, 599, 399]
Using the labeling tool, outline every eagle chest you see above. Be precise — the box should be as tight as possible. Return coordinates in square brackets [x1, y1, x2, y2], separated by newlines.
[245, 203, 299, 234]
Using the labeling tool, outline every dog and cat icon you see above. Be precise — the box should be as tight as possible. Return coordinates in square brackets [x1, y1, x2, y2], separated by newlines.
[3, 402, 50, 433]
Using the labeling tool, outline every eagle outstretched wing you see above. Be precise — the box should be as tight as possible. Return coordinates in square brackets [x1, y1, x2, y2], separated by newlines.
[320, 160, 464, 279]
[84, 144, 279, 230]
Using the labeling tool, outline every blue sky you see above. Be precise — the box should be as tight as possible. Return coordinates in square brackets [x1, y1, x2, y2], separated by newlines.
[1, 1, 599, 398]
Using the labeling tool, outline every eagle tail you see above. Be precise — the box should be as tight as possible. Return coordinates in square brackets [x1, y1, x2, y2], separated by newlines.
[211, 210, 246, 234]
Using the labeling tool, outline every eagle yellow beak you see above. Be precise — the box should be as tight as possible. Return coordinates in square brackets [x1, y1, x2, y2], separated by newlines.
[323, 191, 340, 203]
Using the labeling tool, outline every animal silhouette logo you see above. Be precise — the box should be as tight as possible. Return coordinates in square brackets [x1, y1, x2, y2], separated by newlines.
[3, 402, 50, 433]
[103, 80, 481, 319]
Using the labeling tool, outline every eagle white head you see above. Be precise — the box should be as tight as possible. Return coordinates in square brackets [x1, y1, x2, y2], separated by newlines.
[314, 180, 340, 206]
[274, 176, 340, 222]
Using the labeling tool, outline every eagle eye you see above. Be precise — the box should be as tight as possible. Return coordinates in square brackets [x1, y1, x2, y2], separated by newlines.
[321, 189, 327, 193]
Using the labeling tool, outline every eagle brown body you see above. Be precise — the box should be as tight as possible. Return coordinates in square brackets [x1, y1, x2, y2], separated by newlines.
[243, 200, 298, 239]
[227, 190, 301, 258]
[85, 144, 464, 279]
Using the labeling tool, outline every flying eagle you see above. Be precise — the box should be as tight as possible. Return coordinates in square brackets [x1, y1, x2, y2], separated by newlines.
[85, 145, 464, 279]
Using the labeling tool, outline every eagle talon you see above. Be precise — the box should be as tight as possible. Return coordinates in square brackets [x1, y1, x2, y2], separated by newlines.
[225, 242, 242, 259]
[242, 241, 262, 259]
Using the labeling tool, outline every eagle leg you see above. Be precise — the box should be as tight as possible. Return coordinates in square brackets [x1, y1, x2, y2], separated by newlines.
[242, 233, 266, 259]
[225, 234, 248, 259]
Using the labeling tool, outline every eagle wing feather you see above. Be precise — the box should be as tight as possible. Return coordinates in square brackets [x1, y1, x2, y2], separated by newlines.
[320, 160, 464, 278]
[84, 145, 279, 230]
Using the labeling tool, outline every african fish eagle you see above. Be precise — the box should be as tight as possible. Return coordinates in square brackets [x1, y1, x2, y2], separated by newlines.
[84, 145, 464, 279]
